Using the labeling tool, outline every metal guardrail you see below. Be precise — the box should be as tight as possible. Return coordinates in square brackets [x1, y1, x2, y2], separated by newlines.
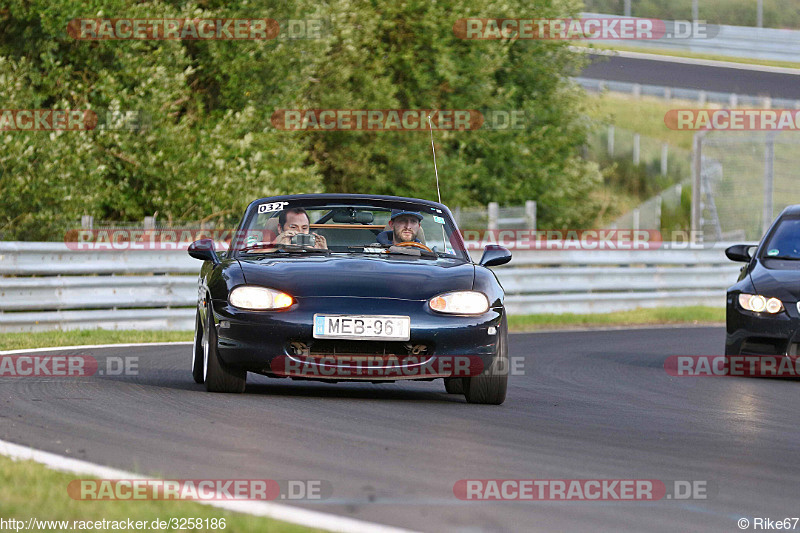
[0, 242, 739, 331]
[583, 12, 800, 63]
[575, 77, 800, 109]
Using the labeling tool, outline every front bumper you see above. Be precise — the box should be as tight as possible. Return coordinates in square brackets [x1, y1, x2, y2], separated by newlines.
[726, 293, 800, 356]
[211, 296, 503, 378]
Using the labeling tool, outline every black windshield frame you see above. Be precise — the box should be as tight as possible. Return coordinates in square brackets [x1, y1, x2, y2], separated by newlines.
[230, 197, 470, 262]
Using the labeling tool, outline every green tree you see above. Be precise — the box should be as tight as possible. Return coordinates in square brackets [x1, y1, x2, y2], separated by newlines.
[0, 0, 602, 240]
[300, 0, 602, 226]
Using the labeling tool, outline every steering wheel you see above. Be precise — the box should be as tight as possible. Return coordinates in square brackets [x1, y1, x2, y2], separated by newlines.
[395, 241, 433, 253]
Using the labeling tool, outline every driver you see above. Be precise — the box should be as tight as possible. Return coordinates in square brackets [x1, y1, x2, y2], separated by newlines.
[274, 207, 328, 249]
[376, 210, 423, 245]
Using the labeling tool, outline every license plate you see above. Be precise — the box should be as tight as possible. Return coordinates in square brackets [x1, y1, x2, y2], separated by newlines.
[313, 314, 410, 341]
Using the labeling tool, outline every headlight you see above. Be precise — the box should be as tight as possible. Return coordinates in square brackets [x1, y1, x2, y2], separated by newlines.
[738, 293, 784, 314]
[229, 286, 293, 310]
[429, 291, 489, 314]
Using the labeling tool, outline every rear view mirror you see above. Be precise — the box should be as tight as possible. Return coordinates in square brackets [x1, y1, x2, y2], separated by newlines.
[188, 239, 220, 265]
[479, 245, 512, 267]
[725, 244, 755, 263]
[331, 208, 374, 224]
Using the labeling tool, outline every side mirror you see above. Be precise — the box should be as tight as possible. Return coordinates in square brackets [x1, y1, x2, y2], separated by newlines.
[188, 239, 220, 265]
[479, 244, 512, 267]
[725, 244, 755, 263]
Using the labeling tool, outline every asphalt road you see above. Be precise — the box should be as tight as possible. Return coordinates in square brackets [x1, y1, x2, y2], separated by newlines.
[2, 327, 798, 532]
[581, 54, 800, 99]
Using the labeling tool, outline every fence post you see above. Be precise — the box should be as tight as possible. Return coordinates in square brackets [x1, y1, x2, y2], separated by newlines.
[660, 143, 669, 175]
[632, 208, 640, 231]
[144, 216, 156, 230]
[624, 0, 631, 16]
[762, 133, 775, 234]
[691, 132, 704, 244]
[757, 0, 763, 28]
[633, 133, 640, 165]
[632, 83, 641, 99]
[608, 125, 615, 156]
[525, 201, 537, 230]
[656, 196, 663, 231]
[664, 87, 671, 100]
[698, 91, 707, 106]
[729, 93, 738, 108]
[488, 202, 499, 231]
[81, 215, 94, 229]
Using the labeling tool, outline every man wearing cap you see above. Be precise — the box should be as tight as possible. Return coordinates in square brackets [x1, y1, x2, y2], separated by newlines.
[376, 209, 424, 246]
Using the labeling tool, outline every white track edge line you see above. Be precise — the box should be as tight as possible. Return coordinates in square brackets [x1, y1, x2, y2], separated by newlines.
[0, 438, 418, 533]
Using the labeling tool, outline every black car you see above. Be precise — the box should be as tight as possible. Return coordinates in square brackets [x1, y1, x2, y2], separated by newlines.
[725, 205, 800, 358]
[187, 194, 512, 404]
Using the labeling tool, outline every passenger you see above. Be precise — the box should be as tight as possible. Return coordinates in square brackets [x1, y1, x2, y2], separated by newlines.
[274, 207, 327, 249]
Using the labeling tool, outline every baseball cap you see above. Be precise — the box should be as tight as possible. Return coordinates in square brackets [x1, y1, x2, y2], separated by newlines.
[390, 209, 424, 221]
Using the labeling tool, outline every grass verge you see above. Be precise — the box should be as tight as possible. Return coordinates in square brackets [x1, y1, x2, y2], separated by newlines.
[577, 43, 800, 70]
[0, 330, 193, 351]
[0, 455, 320, 533]
[587, 92, 698, 150]
[508, 306, 725, 332]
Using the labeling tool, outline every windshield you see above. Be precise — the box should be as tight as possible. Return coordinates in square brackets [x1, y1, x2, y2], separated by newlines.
[232, 199, 469, 261]
[762, 216, 800, 261]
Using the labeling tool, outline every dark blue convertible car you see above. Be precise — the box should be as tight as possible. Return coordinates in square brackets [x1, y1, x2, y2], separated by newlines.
[188, 194, 512, 404]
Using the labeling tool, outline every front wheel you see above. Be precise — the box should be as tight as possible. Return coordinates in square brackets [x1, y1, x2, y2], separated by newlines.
[463, 316, 508, 405]
[203, 306, 246, 393]
[191, 310, 205, 384]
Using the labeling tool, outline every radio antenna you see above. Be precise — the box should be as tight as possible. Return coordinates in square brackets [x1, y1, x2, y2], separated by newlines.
[428, 115, 447, 250]
[427, 115, 442, 204]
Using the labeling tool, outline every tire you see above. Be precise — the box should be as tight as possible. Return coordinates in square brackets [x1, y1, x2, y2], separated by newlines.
[203, 304, 246, 393]
[723, 346, 733, 376]
[463, 315, 508, 405]
[191, 310, 205, 384]
[443, 377, 464, 394]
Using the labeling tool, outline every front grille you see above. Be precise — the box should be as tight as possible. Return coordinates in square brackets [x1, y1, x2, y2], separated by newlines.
[288, 340, 430, 358]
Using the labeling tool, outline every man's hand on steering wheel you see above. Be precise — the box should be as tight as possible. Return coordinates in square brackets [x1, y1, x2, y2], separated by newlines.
[395, 241, 433, 253]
